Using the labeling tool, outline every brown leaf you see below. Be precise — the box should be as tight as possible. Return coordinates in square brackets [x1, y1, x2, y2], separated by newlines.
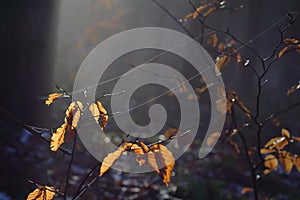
[192, 11, 199, 19]
[50, 123, 67, 152]
[278, 45, 292, 58]
[196, 4, 210, 13]
[89, 103, 100, 123]
[263, 154, 278, 174]
[206, 132, 221, 147]
[241, 187, 253, 195]
[150, 144, 175, 186]
[260, 148, 276, 154]
[184, 13, 193, 21]
[294, 156, 300, 172]
[164, 128, 178, 139]
[292, 136, 300, 142]
[96, 101, 108, 130]
[99, 143, 129, 176]
[45, 93, 63, 106]
[217, 42, 227, 52]
[215, 55, 230, 76]
[203, 7, 217, 17]
[278, 151, 294, 174]
[27, 186, 55, 200]
[264, 136, 289, 151]
[281, 128, 290, 138]
[284, 38, 299, 44]
[287, 82, 300, 95]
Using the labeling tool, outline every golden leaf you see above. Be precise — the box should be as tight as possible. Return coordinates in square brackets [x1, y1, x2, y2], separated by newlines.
[264, 136, 289, 151]
[206, 132, 221, 147]
[281, 128, 290, 138]
[263, 154, 278, 174]
[27, 186, 55, 200]
[45, 93, 63, 106]
[292, 136, 300, 142]
[278, 151, 294, 174]
[192, 11, 199, 19]
[260, 148, 276, 154]
[71, 101, 83, 129]
[196, 4, 210, 13]
[241, 187, 253, 195]
[184, 13, 193, 21]
[283, 38, 299, 44]
[203, 7, 217, 17]
[149, 144, 175, 186]
[215, 55, 230, 76]
[278, 45, 292, 58]
[294, 156, 300, 172]
[99, 144, 128, 176]
[50, 123, 67, 152]
[287, 82, 300, 95]
[89, 103, 100, 123]
[96, 101, 108, 130]
[164, 128, 178, 139]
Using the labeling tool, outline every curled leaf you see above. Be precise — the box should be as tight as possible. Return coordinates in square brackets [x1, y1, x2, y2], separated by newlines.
[287, 82, 300, 95]
[196, 4, 210, 13]
[263, 154, 278, 174]
[215, 55, 230, 76]
[45, 93, 63, 106]
[278, 45, 292, 58]
[203, 7, 217, 17]
[96, 101, 108, 130]
[241, 187, 253, 195]
[284, 38, 299, 44]
[264, 136, 289, 151]
[50, 123, 67, 152]
[27, 186, 55, 200]
[281, 128, 290, 138]
[278, 151, 294, 174]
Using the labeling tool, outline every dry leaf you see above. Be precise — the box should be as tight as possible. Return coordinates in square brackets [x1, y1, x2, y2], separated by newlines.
[260, 148, 276, 154]
[284, 38, 299, 44]
[27, 186, 55, 200]
[96, 101, 108, 130]
[263, 154, 278, 174]
[281, 128, 290, 138]
[99, 144, 128, 176]
[278, 45, 292, 58]
[215, 55, 230, 76]
[184, 13, 193, 21]
[196, 4, 210, 13]
[241, 187, 253, 195]
[294, 156, 300, 172]
[206, 132, 221, 147]
[264, 136, 289, 151]
[218, 42, 227, 52]
[203, 7, 217, 17]
[149, 144, 175, 186]
[287, 82, 300, 95]
[45, 93, 63, 106]
[164, 128, 178, 139]
[89, 103, 100, 123]
[278, 151, 294, 174]
[271, 118, 280, 126]
[192, 11, 199, 19]
[50, 123, 67, 152]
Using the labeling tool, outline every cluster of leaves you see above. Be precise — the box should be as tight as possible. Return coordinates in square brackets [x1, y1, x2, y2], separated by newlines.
[261, 128, 300, 175]
[26, 92, 176, 199]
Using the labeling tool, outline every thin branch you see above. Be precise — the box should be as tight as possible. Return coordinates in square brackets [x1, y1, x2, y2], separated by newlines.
[0, 105, 71, 155]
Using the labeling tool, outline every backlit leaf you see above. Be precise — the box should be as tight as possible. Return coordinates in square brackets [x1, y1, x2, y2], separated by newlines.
[278, 45, 292, 58]
[210, 33, 218, 47]
[96, 101, 108, 130]
[241, 187, 253, 195]
[196, 4, 210, 13]
[263, 154, 278, 174]
[192, 11, 199, 19]
[294, 156, 300, 172]
[50, 123, 67, 152]
[215, 55, 230, 76]
[89, 103, 100, 123]
[99, 144, 128, 176]
[164, 128, 178, 139]
[278, 151, 294, 174]
[264, 136, 289, 150]
[281, 128, 290, 138]
[203, 7, 217, 17]
[184, 13, 193, 21]
[260, 148, 276, 154]
[45, 93, 63, 106]
[27, 186, 55, 200]
[283, 38, 299, 44]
